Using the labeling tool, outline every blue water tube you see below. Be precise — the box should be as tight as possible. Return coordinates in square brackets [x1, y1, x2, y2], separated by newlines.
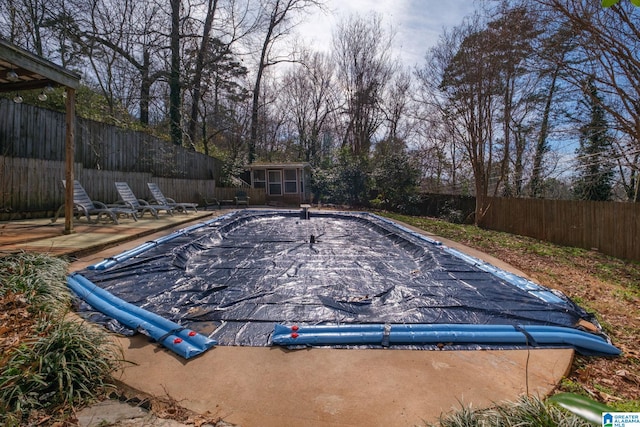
[68, 273, 216, 358]
[271, 323, 620, 356]
[88, 219, 220, 270]
[368, 212, 442, 246]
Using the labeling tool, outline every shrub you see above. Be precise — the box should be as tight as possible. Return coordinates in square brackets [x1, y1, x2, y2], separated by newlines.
[0, 253, 122, 425]
[0, 319, 120, 417]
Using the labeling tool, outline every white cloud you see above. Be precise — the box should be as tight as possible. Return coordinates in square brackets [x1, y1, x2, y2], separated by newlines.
[296, 0, 479, 68]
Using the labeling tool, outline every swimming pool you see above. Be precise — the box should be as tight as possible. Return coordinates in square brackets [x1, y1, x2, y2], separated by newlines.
[69, 209, 619, 358]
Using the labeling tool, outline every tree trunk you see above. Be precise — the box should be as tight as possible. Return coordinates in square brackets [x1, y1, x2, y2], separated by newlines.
[530, 64, 559, 198]
[140, 48, 150, 125]
[169, 0, 182, 146]
[249, 17, 274, 164]
[187, 0, 218, 149]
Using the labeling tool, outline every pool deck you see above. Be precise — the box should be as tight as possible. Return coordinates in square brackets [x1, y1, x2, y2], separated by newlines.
[0, 208, 574, 426]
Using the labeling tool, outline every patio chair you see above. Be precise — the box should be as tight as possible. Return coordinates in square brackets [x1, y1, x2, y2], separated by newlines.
[114, 182, 174, 219]
[235, 190, 250, 207]
[197, 191, 221, 210]
[52, 180, 137, 224]
[147, 182, 198, 214]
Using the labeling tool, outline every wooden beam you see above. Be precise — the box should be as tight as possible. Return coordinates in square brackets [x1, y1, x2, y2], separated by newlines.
[0, 79, 59, 93]
[64, 88, 76, 234]
[0, 40, 80, 90]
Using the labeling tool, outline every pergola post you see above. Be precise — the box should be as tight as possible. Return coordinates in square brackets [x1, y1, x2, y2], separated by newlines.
[64, 88, 76, 234]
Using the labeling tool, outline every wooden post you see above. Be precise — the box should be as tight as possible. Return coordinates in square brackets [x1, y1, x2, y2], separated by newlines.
[64, 88, 76, 234]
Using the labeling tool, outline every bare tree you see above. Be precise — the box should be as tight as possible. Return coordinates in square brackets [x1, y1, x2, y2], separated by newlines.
[484, 6, 541, 197]
[280, 51, 337, 165]
[167, 0, 182, 145]
[185, 0, 220, 149]
[247, 0, 325, 163]
[437, 16, 507, 224]
[55, 0, 168, 123]
[415, 27, 467, 196]
[529, 24, 574, 198]
[1, 0, 49, 55]
[383, 68, 413, 144]
[184, 0, 255, 150]
[199, 39, 250, 156]
[332, 12, 394, 157]
[1, 0, 83, 67]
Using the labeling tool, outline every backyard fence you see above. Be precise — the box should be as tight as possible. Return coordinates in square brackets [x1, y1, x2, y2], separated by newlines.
[0, 98, 222, 179]
[481, 196, 640, 262]
[0, 99, 265, 218]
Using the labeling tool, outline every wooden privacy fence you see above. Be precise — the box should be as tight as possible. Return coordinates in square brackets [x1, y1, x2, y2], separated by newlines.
[0, 156, 265, 219]
[482, 196, 640, 262]
[0, 99, 222, 179]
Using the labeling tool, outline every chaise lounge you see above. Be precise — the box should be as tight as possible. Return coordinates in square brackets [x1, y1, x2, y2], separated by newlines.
[147, 182, 198, 214]
[235, 190, 250, 207]
[114, 182, 174, 219]
[52, 180, 137, 224]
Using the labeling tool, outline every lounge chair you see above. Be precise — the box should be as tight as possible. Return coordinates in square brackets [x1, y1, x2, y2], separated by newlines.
[52, 180, 137, 224]
[197, 192, 221, 210]
[114, 182, 174, 219]
[147, 182, 198, 214]
[235, 190, 250, 207]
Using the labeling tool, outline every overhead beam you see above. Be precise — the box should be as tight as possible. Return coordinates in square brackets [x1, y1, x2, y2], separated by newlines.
[0, 39, 80, 91]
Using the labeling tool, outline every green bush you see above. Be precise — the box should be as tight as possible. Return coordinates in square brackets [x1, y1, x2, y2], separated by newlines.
[0, 320, 120, 415]
[0, 253, 122, 425]
[0, 253, 70, 314]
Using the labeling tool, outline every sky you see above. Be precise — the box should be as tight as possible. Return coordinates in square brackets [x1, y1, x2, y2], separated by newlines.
[297, 0, 480, 68]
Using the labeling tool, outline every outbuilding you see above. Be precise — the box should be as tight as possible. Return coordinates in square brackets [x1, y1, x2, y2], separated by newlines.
[246, 162, 311, 205]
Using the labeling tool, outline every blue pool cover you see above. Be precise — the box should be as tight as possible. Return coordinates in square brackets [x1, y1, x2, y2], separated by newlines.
[69, 209, 620, 357]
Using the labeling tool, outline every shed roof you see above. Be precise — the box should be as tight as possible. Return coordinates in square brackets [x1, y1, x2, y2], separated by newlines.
[247, 162, 311, 169]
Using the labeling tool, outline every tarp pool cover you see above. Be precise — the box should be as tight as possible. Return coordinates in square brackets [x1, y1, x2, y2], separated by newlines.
[70, 209, 620, 357]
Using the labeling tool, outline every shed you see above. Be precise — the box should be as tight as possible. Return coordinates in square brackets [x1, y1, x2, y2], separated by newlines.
[247, 162, 311, 205]
[0, 39, 80, 233]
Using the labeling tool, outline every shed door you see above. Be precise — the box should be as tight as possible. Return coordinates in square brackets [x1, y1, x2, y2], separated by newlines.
[268, 170, 282, 196]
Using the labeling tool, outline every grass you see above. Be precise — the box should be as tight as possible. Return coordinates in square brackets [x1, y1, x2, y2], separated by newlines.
[0, 253, 122, 426]
[382, 212, 640, 301]
[429, 396, 592, 427]
[0, 252, 71, 313]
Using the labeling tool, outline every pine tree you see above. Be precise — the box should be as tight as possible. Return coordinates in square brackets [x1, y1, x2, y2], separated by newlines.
[572, 77, 614, 201]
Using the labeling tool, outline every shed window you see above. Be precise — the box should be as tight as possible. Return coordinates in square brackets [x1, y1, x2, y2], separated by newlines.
[253, 169, 266, 189]
[284, 169, 297, 193]
[268, 170, 282, 195]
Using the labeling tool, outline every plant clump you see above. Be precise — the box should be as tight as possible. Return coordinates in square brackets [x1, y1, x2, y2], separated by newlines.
[430, 396, 592, 427]
[0, 253, 121, 426]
